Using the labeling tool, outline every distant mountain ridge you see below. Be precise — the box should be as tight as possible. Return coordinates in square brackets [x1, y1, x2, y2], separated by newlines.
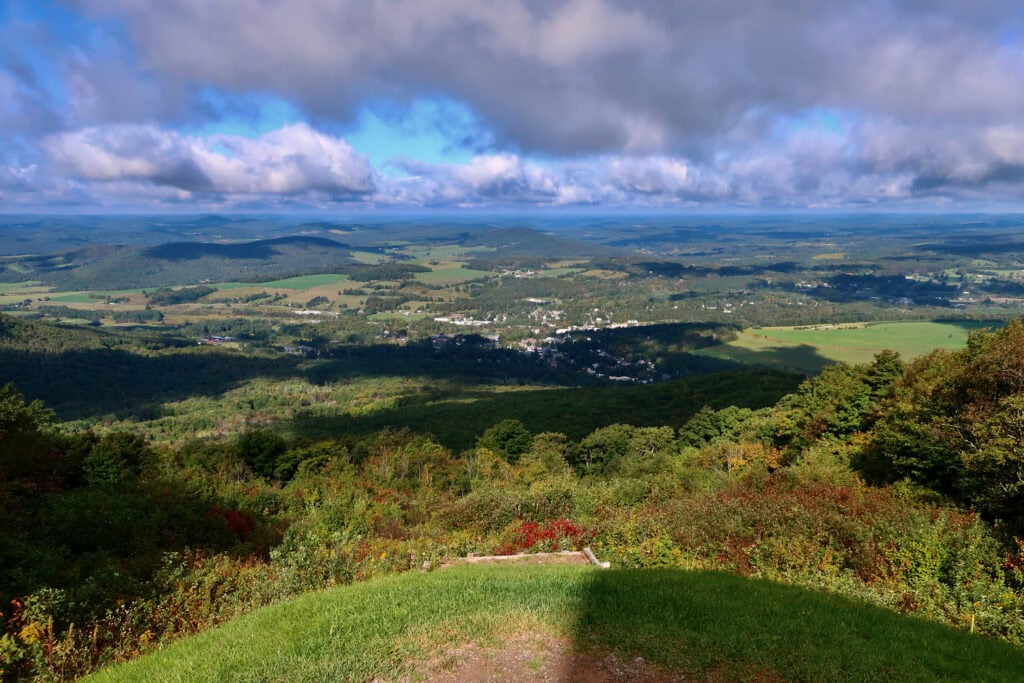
[1, 235, 356, 289]
[142, 235, 351, 261]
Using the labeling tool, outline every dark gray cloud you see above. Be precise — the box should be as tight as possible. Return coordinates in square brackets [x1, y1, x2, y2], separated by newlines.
[72, 0, 1024, 153]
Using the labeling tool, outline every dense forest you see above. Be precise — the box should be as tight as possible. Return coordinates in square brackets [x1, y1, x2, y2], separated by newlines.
[4, 320, 1024, 680]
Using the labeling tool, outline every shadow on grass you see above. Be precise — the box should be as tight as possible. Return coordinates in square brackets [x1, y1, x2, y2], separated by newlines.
[704, 341, 835, 375]
[928, 317, 1007, 333]
[88, 565, 1024, 681]
[570, 568, 1024, 682]
[710, 319, 1008, 376]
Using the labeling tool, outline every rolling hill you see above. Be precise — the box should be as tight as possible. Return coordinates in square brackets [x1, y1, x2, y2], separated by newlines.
[0, 236, 356, 289]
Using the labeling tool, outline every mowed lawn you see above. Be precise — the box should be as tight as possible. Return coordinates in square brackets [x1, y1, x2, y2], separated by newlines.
[699, 320, 999, 373]
[87, 565, 1024, 682]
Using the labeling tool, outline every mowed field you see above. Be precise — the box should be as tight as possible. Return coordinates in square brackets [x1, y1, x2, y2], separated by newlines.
[414, 264, 491, 284]
[214, 273, 351, 290]
[48, 289, 148, 303]
[699, 320, 999, 373]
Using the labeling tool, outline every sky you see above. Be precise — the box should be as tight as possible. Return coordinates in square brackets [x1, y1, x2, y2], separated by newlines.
[2, 0, 1024, 212]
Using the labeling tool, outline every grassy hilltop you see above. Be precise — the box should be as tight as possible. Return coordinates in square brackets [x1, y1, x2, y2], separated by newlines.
[90, 565, 1024, 682]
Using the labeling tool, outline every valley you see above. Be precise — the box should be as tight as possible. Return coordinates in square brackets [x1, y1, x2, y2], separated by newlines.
[4, 214, 1024, 681]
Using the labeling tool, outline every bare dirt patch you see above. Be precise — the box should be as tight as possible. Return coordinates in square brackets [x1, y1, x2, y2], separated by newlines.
[415, 631, 688, 682]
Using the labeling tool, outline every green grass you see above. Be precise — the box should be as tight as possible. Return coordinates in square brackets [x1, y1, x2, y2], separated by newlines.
[699, 321, 997, 374]
[977, 269, 1024, 278]
[0, 280, 44, 293]
[402, 244, 495, 259]
[414, 266, 492, 284]
[209, 274, 351, 291]
[350, 250, 388, 264]
[88, 565, 1024, 682]
[580, 268, 628, 279]
[537, 266, 585, 277]
[367, 311, 434, 321]
[255, 273, 351, 289]
[207, 282, 252, 290]
[48, 289, 146, 303]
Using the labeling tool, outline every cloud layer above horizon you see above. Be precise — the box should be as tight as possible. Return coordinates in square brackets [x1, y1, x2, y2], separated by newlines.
[3, 0, 1024, 211]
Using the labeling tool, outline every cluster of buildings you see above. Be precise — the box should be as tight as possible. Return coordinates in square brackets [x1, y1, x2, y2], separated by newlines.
[292, 309, 339, 317]
[429, 333, 500, 348]
[432, 314, 494, 326]
[197, 335, 237, 345]
[500, 269, 537, 278]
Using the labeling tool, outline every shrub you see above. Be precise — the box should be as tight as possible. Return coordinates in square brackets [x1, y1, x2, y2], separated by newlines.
[493, 519, 595, 555]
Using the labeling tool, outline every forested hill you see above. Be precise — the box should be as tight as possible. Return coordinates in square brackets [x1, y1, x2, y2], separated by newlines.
[293, 368, 800, 452]
[0, 236, 356, 289]
[0, 225, 623, 290]
[0, 312, 160, 355]
[141, 235, 349, 260]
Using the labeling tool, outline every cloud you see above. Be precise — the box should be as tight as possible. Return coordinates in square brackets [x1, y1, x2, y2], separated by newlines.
[70, 0, 1024, 156]
[7, 1, 1024, 209]
[853, 117, 1024, 196]
[380, 154, 560, 206]
[391, 114, 1024, 209]
[32, 119, 1024, 210]
[0, 163, 39, 194]
[22, 114, 1024, 210]
[44, 123, 376, 199]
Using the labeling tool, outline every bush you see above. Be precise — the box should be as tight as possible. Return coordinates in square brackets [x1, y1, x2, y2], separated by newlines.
[476, 419, 532, 463]
[493, 519, 595, 555]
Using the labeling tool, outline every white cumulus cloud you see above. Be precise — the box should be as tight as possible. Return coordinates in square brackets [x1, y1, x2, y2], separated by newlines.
[43, 123, 376, 198]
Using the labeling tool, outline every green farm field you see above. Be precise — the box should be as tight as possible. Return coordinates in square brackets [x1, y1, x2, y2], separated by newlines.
[48, 289, 148, 303]
[414, 265, 492, 284]
[210, 274, 350, 290]
[699, 320, 999, 373]
[403, 244, 495, 259]
[350, 250, 388, 264]
[0, 281, 45, 293]
[368, 310, 434, 321]
[0, 283, 53, 305]
[251, 273, 351, 289]
[538, 266, 585, 277]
